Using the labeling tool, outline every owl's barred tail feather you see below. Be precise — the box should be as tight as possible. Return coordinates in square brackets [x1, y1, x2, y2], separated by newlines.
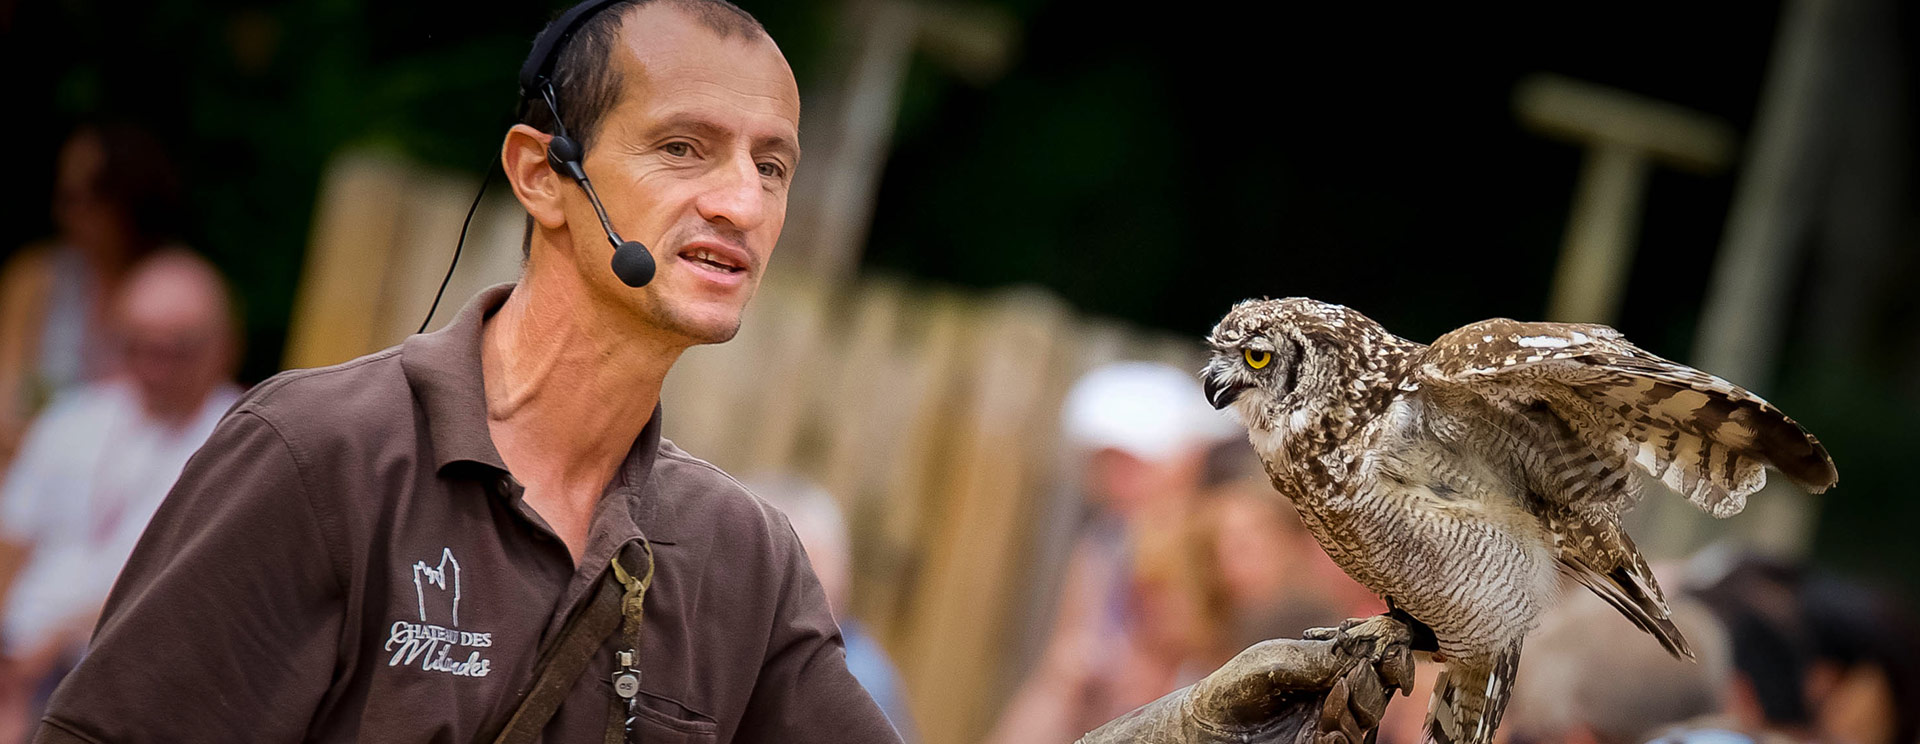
[1423, 641, 1523, 744]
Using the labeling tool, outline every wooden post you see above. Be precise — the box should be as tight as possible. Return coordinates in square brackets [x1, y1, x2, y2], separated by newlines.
[286, 152, 526, 370]
[779, 0, 1016, 283]
[1513, 74, 1735, 324]
[283, 154, 410, 370]
[1662, 0, 1849, 560]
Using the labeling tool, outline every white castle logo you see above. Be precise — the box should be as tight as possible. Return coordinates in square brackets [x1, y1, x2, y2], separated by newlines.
[412, 547, 461, 626]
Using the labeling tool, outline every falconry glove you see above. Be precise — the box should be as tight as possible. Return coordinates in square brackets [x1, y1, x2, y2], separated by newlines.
[1077, 615, 1415, 744]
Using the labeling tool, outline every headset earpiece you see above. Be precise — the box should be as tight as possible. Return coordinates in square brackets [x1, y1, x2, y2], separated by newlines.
[420, 0, 655, 334]
[547, 132, 588, 181]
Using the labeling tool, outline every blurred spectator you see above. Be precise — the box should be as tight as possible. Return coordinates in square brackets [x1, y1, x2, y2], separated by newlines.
[1687, 553, 1825, 741]
[1796, 571, 1920, 744]
[983, 362, 1235, 744]
[1504, 588, 1738, 744]
[0, 250, 238, 737]
[0, 122, 185, 468]
[1686, 550, 1920, 744]
[1197, 439, 1381, 651]
[745, 475, 918, 743]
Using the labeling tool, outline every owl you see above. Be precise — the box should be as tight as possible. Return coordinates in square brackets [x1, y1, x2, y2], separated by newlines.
[1200, 298, 1836, 744]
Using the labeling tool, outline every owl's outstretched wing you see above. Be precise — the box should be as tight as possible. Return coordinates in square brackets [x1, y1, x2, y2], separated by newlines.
[1408, 318, 1835, 665]
[1414, 318, 1836, 518]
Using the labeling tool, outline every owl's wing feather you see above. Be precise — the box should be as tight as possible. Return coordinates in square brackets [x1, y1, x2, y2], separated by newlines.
[1544, 512, 1692, 658]
[1408, 318, 1829, 667]
[1415, 318, 1837, 518]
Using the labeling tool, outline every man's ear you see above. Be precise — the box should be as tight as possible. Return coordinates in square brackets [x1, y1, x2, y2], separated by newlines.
[502, 124, 567, 230]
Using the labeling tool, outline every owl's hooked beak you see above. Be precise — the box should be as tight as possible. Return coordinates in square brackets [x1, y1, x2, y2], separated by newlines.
[1203, 362, 1248, 410]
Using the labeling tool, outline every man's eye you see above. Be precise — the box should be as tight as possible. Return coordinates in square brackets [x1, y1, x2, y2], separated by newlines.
[662, 142, 692, 157]
[757, 162, 786, 179]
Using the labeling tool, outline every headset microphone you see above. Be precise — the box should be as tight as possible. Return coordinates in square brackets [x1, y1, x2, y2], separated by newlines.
[544, 118, 656, 288]
[538, 80, 656, 290]
[418, 0, 655, 334]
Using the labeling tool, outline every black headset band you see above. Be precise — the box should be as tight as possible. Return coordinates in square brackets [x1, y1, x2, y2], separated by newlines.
[518, 0, 631, 101]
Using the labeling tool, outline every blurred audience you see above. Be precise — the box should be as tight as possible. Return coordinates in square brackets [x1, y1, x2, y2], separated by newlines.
[1796, 570, 1920, 744]
[1197, 439, 1382, 651]
[1504, 589, 1737, 744]
[0, 250, 239, 740]
[0, 122, 186, 468]
[1684, 551, 1920, 744]
[984, 362, 1235, 744]
[746, 474, 919, 743]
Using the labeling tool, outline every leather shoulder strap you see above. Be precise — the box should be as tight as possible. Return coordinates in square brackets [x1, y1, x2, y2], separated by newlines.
[480, 542, 652, 744]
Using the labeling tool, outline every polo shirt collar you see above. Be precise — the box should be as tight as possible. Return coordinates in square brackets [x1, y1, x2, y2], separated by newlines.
[399, 283, 668, 481]
[401, 283, 515, 473]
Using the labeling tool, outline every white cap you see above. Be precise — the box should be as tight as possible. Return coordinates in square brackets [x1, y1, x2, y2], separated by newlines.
[1060, 361, 1239, 462]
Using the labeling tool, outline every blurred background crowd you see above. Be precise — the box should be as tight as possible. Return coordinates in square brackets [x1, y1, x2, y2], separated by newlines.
[2, 1, 1917, 743]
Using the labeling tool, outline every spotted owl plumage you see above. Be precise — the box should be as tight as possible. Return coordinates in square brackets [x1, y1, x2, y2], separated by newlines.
[1201, 298, 1837, 744]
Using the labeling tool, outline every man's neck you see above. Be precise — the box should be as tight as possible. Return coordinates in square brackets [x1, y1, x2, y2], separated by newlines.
[480, 268, 684, 516]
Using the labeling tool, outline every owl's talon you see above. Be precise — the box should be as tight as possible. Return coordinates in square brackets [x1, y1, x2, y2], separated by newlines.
[1325, 615, 1407, 663]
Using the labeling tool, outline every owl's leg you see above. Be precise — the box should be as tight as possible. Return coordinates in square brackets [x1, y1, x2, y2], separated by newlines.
[1383, 598, 1439, 655]
[1424, 639, 1524, 744]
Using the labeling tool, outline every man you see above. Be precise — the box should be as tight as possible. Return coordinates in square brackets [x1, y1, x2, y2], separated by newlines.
[0, 122, 184, 468]
[39, 2, 1410, 742]
[0, 250, 239, 729]
[39, 2, 891, 741]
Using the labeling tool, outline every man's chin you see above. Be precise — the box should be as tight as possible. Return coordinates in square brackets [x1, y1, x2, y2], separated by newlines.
[684, 318, 742, 345]
[648, 304, 744, 346]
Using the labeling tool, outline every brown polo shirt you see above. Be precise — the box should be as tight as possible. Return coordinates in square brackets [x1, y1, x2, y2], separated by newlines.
[37, 284, 902, 744]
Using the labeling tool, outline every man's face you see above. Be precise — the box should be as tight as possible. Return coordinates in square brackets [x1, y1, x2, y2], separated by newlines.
[569, 8, 800, 345]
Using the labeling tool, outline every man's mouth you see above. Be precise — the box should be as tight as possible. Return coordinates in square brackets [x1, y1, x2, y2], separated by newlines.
[678, 246, 747, 274]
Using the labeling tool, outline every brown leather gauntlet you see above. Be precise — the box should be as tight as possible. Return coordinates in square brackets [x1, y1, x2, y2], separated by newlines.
[1077, 615, 1414, 744]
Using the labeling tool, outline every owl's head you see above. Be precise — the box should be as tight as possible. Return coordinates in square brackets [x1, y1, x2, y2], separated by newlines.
[1201, 298, 1403, 438]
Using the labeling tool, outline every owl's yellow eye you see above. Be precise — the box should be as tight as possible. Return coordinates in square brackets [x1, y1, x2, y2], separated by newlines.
[1244, 349, 1271, 369]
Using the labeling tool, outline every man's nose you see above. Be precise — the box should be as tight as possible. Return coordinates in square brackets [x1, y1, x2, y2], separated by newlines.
[693, 155, 768, 232]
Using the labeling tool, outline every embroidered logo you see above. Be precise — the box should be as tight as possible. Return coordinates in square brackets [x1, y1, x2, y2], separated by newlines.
[413, 547, 461, 626]
[385, 547, 493, 678]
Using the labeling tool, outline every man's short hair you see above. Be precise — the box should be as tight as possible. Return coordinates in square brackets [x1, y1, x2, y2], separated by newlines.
[518, 0, 767, 152]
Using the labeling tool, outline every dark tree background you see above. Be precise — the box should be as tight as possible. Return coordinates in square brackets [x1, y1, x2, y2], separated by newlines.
[3, 0, 1915, 593]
